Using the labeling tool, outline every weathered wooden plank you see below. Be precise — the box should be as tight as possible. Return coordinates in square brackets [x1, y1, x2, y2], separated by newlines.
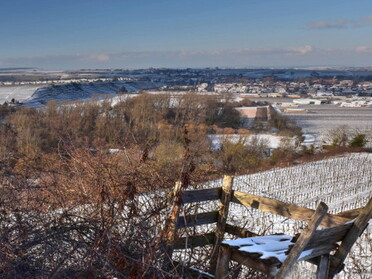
[216, 246, 232, 279]
[173, 232, 216, 249]
[329, 197, 372, 278]
[225, 223, 259, 238]
[274, 202, 328, 279]
[335, 207, 362, 219]
[231, 191, 350, 228]
[311, 223, 353, 241]
[176, 211, 219, 229]
[210, 175, 234, 275]
[227, 244, 336, 274]
[216, 242, 336, 278]
[304, 223, 352, 249]
[182, 187, 222, 203]
[316, 254, 330, 279]
[230, 248, 277, 275]
[298, 244, 337, 262]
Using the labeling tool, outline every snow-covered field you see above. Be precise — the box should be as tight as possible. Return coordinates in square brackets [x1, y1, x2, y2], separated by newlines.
[259, 98, 372, 147]
[193, 153, 372, 278]
[0, 81, 162, 107]
[0, 85, 45, 104]
[285, 104, 372, 138]
[289, 105, 372, 148]
[25, 81, 163, 107]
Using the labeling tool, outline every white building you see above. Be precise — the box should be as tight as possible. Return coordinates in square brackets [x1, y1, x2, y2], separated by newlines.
[293, 98, 322, 105]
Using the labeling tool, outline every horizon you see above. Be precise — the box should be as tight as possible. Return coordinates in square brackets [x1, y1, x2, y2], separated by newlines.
[2, 0, 372, 70]
[3, 66, 372, 72]
[2, 65, 372, 72]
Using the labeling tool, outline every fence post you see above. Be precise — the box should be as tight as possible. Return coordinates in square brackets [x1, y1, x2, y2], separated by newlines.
[162, 181, 183, 271]
[316, 254, 330, 279]
[209, 175, 234, 274]
[274, 202, 329, 279]
[329, 197, 372, 278]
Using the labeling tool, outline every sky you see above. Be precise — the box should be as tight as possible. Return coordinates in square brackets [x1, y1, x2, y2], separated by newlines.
[1, 0, 372, 69]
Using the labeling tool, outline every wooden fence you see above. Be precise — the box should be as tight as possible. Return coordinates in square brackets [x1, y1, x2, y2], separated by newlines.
[164, 175, 371, 278]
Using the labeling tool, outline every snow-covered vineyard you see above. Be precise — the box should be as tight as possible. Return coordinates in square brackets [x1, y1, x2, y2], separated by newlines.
[202, 153, 371, 212]
[183, 153, 372, 278]
[231, 153, 371, 213]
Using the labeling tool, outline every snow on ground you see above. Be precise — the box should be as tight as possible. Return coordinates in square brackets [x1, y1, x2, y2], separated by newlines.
[0, 80, 162, 107]
[286, 105, 372, 134]
[207, 134, 284, 150]
[260, 98, 372, 147]
[0, 85, 45, 104]
[284, 104, 372, 147]
[22, 81, 155, 107]
[301, 133, 316, 147]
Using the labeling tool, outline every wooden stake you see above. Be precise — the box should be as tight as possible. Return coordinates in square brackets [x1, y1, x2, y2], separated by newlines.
[329, 197, 372, 278]
[215, 246, 231, 279]
[316, 254, 330, 279]
[209, 175, 234, 275]
[162, 181, 182, 271]
[274, 202, 328, 279]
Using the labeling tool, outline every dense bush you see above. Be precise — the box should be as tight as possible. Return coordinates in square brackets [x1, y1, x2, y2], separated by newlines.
[349, 134, 368, 147]
[0, 93, 294, 178]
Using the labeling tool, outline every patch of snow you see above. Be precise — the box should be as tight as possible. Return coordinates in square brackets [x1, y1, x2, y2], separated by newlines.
[223, 235, 315, 264]
[207, 134, 285, 150]
[224, 235, 293, 263]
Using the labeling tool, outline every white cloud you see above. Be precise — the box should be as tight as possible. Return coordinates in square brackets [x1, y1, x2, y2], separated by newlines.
[88, 53, 110, 62]
[177, 46, 315, 57]
[288, 45, 314, 55]
[308, 20, 349, 30]
[363, 15, 372, 22]
[2, 46, 372, 69]
[356, 46, 372, 53]
[308, 15, 372, 30]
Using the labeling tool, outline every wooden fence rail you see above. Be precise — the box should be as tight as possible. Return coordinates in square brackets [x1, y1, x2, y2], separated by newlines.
[173, 232, 216, 250]
[182, 188, 222, 203]
[180, 187, 352, 229]
[231, 190, 351, 228]
[176, 211, 219, 229]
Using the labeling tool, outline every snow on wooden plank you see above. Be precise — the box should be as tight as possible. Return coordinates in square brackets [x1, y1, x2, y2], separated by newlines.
[223, 235, 294, 263]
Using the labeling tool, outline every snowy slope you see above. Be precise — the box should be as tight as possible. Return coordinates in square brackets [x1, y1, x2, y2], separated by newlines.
[0, 85, 45, 104]
[22, 81, 162, 107]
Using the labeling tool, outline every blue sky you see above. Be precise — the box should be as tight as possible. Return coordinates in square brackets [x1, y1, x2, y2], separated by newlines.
[1, 0, 372, 69]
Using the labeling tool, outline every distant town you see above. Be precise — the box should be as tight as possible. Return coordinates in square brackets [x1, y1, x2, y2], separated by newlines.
[1, 68, 372, 108]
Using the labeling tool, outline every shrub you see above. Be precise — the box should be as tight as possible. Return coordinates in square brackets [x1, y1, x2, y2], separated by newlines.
[349, 134, 367, 148]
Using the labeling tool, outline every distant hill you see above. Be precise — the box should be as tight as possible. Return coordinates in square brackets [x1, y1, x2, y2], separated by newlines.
[0, 67, 37, 72]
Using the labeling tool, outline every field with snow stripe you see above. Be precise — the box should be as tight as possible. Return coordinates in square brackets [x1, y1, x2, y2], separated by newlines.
[285, 104, 372, 147]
